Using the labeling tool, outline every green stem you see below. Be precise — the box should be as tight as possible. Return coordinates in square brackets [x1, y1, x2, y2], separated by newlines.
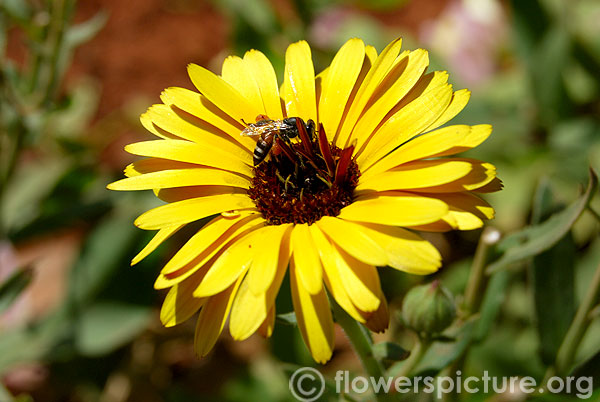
[388, 337, 431, 378]
[0, 121, 26, 237]
[463, 226, 501, 316]
[588, 206, 600, 224]
[331, 301, 385, 397]
[552, 259, 600, 377]
[42, 0, 75, 106]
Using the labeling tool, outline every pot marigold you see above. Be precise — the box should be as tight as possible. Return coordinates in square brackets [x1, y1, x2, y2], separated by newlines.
[108, 38, 501, 363]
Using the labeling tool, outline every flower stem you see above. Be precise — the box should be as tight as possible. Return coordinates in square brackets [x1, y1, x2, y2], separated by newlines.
[388, 336, 431, 378]
[588, 205, 600, 224]
[553, 258, 600, 376]
[462, 226, 501, 316]
[331, 301, 386, 397]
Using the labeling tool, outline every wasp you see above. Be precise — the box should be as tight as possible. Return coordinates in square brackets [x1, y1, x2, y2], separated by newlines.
[241, 115, 315, 166]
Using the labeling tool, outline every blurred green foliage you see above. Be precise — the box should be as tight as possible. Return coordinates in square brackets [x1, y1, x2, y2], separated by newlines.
[1, 0, 599, 401]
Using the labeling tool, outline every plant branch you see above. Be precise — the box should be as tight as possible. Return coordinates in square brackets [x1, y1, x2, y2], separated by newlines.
[463, 226, 501, 316]
[331, 300, 386, 399]
[553, 259, 600, 376]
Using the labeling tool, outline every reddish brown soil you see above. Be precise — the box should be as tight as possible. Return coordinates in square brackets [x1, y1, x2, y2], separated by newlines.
[71, 0, 229, 117]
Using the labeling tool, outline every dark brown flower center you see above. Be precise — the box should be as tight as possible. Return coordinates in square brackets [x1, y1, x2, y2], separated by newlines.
[246, 119, 360, 225]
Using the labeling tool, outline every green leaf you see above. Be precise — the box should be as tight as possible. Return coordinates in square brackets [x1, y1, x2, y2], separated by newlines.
[0, 382, 16, 402]
[0, 0, 33, 22]
[75, 301, 151, 356]
[275, 311, 297, 326]
[1, 159, 70, 234]
[217, 0, 278, 36]
[67, 202, 142, 307]
[0, 267, 32, 314]
[474, 270, 511, 341]
[531, 26, 573, 127]
[530, 179, 577, 365]
[64, 11, 108, 48]
[0, 307, 72, 373]
[509, 0, 549, 54]
[570, 349, 600, 387]
[391, 318, 478, 376]
[372, 342, 409, 363]
[487, 169, 598, 274]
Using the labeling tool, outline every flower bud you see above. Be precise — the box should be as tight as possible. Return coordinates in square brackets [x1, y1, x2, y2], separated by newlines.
[401, 280, 456, 336]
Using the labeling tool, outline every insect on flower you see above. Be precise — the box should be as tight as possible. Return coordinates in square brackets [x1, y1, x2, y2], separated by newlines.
[107, 37, 502, 364]
[241, 115, 316, 166]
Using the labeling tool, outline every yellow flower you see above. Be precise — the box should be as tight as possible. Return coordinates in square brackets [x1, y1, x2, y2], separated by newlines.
[108, 38, 501, 363]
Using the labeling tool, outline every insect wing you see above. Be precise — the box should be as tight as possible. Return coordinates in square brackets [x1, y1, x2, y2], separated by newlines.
[240, 120, 288, 137]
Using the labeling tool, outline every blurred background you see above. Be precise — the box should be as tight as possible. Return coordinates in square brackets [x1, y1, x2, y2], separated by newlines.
[1, 0, 599, 401]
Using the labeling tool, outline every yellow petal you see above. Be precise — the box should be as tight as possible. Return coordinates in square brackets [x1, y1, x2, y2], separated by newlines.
[144, 104, 251, 163]
[473, 177, 503, 193]
[363, 124, 492, 178]
[160, 87, 255, 151]
[408, 192, 494, 232]
[194, 277, 243, 357]
[352, 223, 441, 274]
[187, 63, 261, 126]
[358, 81, 453, 171]
[258, 306, 275, 338]
[247, 224, 292, 295]
[155, 216, 264, 289]
[356, 160, 474, 193]
[365, 45, 378, 63]
[316, 216, 387, 266]
[318, 38, 365, 141]
[426, 88, 471, 132]
[154, 185, 248, 203]
[350, 49, 430, 151]
[310, 225, 365, 323]
[338, 193, 449, 227]
[134, 193, 255, 230]
[403, 159, 497, 193]
[123, 158, 198, 178]
[193, 226, 265, 297]
[160, 272, 207, 327]
[221, 55, 264, 113]
[161, 212, 259, 275]
[328, 45, 377, 147]
[124, 140, 253, 177]
[290, 262, 334, 364]
[108, 168, 250, 191]
[131, 224, 182, 266]
[291, 223, 323, 294]
[434, 192, 494, 220]
[229, 229, 290, 340]
[362, 289, 389, 333]
[331, 244, 381, 313]
[228, 277, 266, 341]
[140, 110, 178, 140]
[433, 124, 493, 158]
[335, 38, 403, 147]
[282, 41, 317, 122]
[243, 50, 284, 120]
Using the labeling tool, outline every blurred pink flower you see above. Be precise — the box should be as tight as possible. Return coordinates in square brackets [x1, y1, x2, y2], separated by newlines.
[420, 0, 507, 86]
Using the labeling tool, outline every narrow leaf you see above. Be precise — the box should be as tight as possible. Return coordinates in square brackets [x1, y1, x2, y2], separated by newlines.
[530, 178, 576, 365]
[75, 302, 151, 356]
[487, 169, 598, 274]
[276, 311, 297, 326]
[0, 268, 32, 314]
[372, 342, 410, 362]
